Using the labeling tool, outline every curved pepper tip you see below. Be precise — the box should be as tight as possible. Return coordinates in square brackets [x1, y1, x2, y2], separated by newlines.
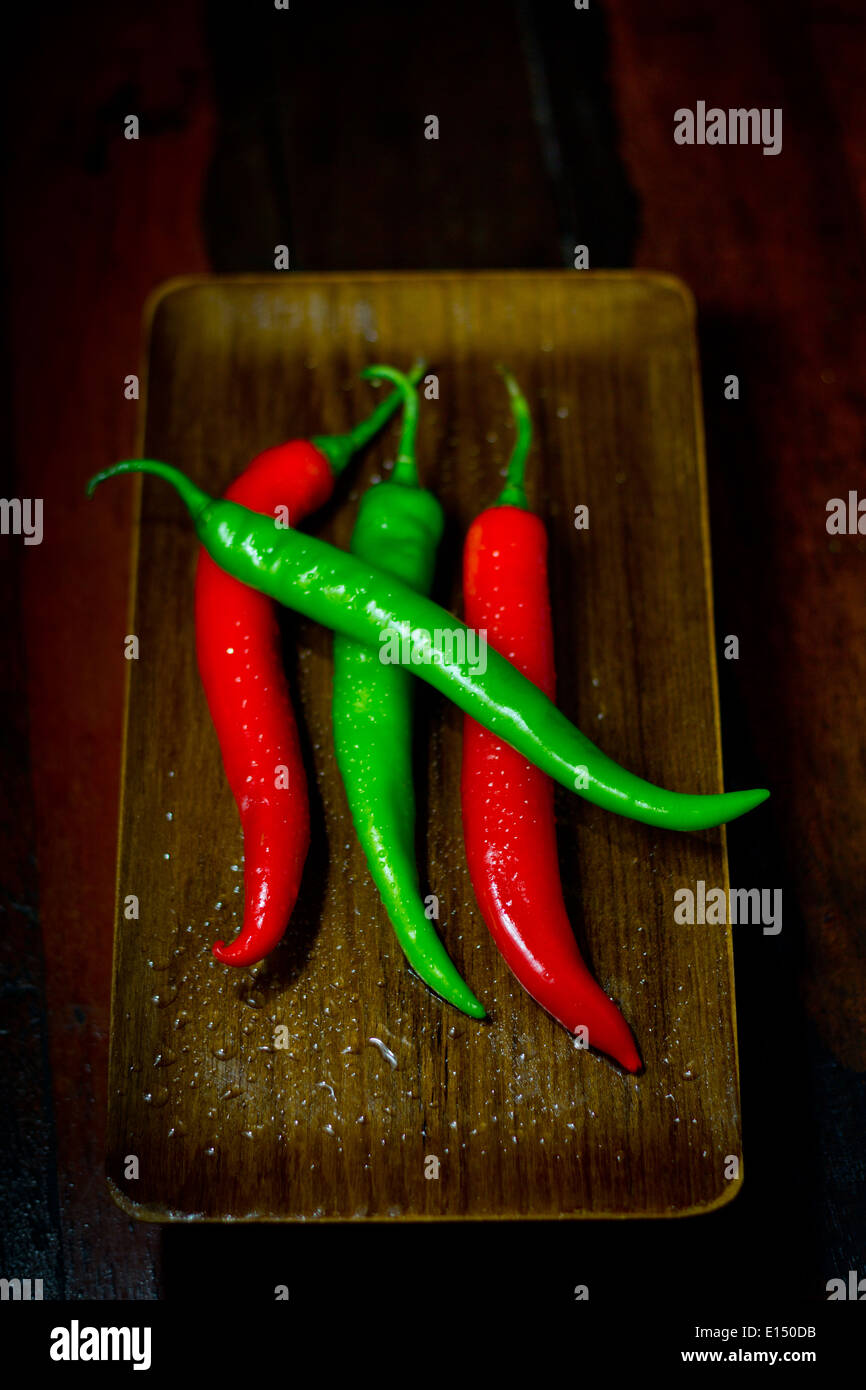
[426, 973, 486, 1019]
[578, 1024, 642, 1074]
[655, 784, 770, 832]
[211, 937, 259, 967]
[427, 976, 486, 1020]
[719, 785, 770, 824]
[614, 1039, 643, 1075]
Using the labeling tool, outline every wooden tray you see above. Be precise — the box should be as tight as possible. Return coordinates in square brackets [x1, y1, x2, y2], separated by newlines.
[106, 271, 741, 1221]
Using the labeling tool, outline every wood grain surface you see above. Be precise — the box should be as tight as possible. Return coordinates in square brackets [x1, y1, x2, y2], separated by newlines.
[105, 271, 742, 1220]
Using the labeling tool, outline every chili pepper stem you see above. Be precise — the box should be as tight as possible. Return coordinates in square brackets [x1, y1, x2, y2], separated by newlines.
[312, 360, 426, 475]
[359, 364, 420, 487]
[87, 459, 212, 520]
[493, 365, 532, 510]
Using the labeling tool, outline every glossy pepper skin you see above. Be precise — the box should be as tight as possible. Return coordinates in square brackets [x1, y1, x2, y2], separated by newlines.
[196, 373, 421, 967]
[87, 461, 770, 832]
[462, 370, 640, 1069]
[332, 366, 484, 1018]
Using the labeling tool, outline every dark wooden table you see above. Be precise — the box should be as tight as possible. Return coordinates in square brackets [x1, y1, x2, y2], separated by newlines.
[2, 0, 863, 1302]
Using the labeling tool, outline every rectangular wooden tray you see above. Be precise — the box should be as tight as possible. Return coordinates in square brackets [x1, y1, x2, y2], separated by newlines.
[107, 271, 740, 1220]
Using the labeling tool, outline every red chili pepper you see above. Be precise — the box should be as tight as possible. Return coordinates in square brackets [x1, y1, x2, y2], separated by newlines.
[461, 370, 641, 1071]
[197, 371, 421, 967]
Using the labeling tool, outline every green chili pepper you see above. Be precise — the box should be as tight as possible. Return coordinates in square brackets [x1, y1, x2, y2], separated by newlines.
[87, 461, 769, 832]
[331, 365, 483, 1018]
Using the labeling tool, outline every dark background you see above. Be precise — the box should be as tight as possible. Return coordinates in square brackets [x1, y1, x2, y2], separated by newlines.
[1, 0, 863, 1305]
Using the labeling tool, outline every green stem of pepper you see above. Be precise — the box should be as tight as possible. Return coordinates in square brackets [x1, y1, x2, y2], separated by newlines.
[87, 459, 211, 515]
[360, 364, 420, 487]
[311, 360, 426, 475]
[493, 365, 532, 511]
